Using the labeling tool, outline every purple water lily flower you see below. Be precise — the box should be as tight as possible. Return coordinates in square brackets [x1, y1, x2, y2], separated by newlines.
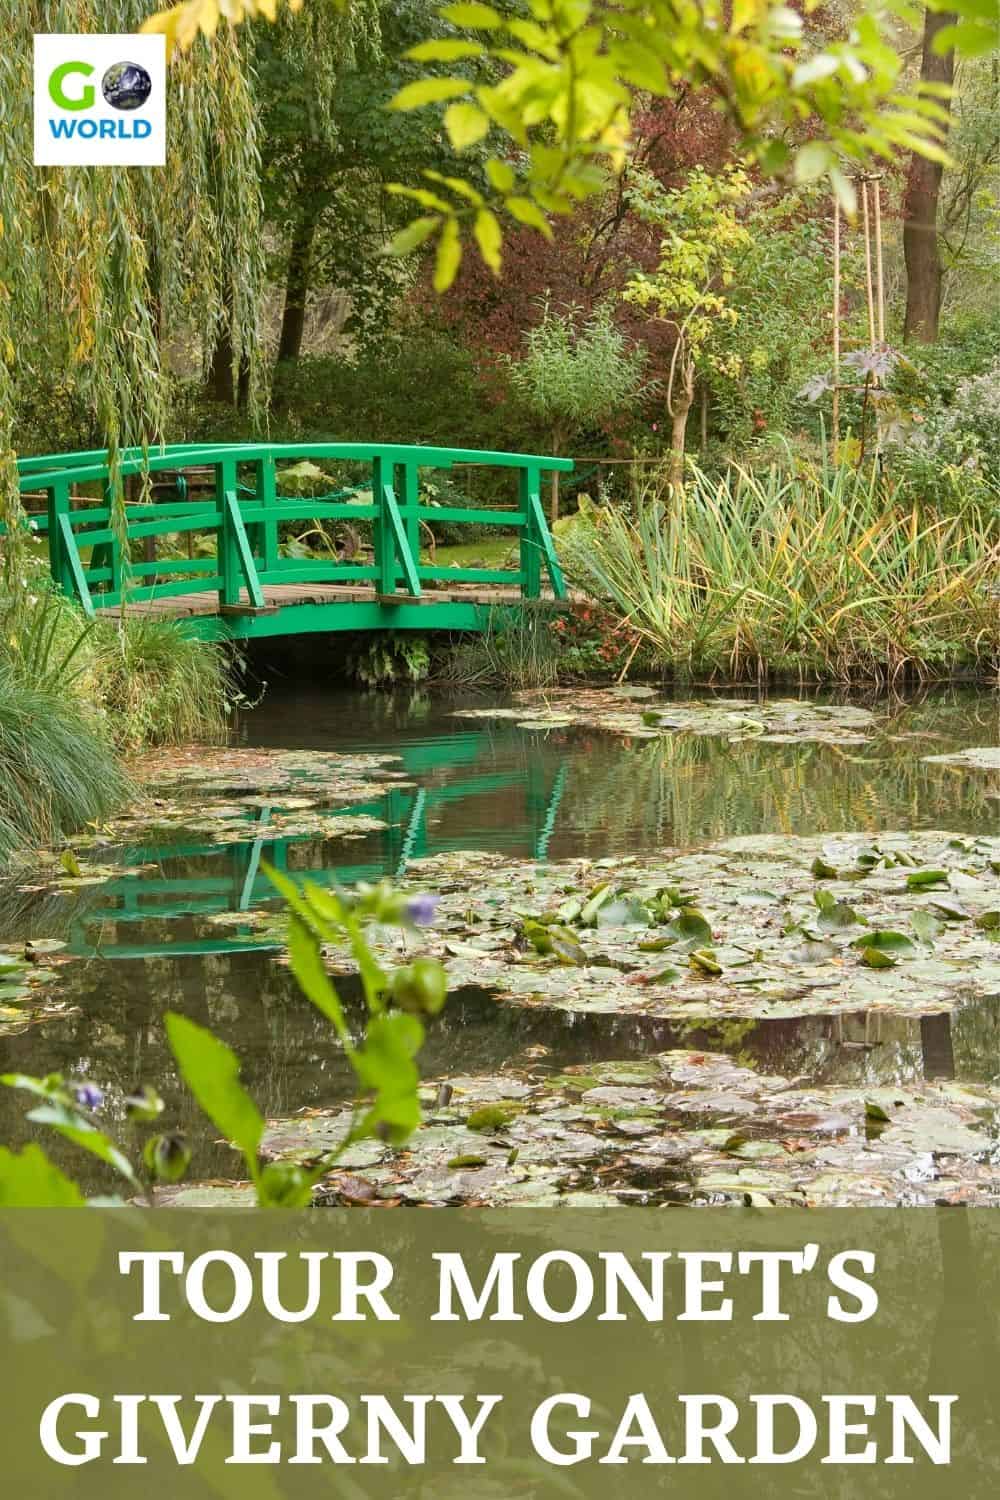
[405, 893, 439, 927]
[74, 1083, 104, 1111]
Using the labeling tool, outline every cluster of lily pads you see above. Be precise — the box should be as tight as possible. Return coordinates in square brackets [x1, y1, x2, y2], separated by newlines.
[185, 1046, 998, 1210]
[313, 830, 1000, 1023]
[454, 691, 882, 745]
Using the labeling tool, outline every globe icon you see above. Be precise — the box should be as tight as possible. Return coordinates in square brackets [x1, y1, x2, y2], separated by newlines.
[101, 62, 153, 111]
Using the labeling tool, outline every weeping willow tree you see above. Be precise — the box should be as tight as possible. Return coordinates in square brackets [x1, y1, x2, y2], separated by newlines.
[0, 1, 265, 583]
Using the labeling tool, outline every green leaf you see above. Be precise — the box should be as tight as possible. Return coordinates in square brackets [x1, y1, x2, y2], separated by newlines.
[444, 102, 490, 150]
[384, 216, 439, 258]
[504, 195, 553, 236]
[864, 1099, 891, 1123]
[794, 141, 834, 183]
[26, 1104, 139, 1189]
[0, 1072, 67, 1104]
[352, 1012, 425, 1145]
[850, 929, 916, 956]
[287, 916, 351, 1044]
[486, 158, 516, 193]
[434, 218, 463, 293]
[911, 910, 944, 944]
[0, 1144, 86, 1206]
[257, 1162, 315, 1209]
[665, 908, 714, 946]
[473, 208, 503, 273]
[391, 78, 471, 112]
[817, 901, 864, 933]
[859, 946, 897, 969]
[792, 55, 841, 89]
[407, 40, 486, 62]
[689, 948, 722, 976]
[906, 868, 950, 890]
[165, 1013, 263, 1176]
[440, 3, 502, 26]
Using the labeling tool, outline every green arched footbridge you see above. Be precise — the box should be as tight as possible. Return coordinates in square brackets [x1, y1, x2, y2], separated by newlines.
[12, 441, 573, 638]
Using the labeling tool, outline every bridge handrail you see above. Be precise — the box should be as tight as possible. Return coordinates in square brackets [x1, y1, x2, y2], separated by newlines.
[16, 441, 573, 492]
[8, 440, 571, 616]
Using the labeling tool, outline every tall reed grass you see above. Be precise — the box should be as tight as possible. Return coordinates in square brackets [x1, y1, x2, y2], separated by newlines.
[446, 603, 561, 689]
[562, 461, 1000, 683]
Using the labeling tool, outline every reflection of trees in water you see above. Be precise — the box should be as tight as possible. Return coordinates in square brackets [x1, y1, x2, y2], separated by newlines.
[549, 700, 997, 855]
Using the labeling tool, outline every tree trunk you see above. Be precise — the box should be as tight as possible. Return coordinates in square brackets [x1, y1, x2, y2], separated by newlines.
[208, 302, 250, 409]
[209, 322, 236, 406]
[903, 11, 956, 343]
[669, 369, 695, 489]
[276, 206, 320, 366]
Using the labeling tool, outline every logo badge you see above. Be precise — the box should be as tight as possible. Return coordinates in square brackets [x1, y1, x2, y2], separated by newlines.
[34, 35, 166, 166]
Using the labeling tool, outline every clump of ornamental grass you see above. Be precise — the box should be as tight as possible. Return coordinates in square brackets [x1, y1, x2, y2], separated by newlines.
[562, 459, 1000, 684]
[0, 666, 130, 862]
[88, 614, 237, 748]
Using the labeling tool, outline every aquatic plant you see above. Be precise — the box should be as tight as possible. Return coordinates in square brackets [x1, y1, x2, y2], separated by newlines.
[562, 460, 1000, 684]
[0, 876, 447, 1205]
[447, 604, 561, 690]
[348, 632, 430, 688]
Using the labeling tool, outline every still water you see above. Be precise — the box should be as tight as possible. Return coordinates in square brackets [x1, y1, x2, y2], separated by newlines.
[1, 682, 997, 1186]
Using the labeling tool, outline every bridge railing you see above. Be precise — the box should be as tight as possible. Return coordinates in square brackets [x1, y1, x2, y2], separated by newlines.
[10, 441, 573, 617]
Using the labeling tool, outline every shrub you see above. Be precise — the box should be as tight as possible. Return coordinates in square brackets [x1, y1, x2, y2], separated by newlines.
[562, 460, 1000, 683]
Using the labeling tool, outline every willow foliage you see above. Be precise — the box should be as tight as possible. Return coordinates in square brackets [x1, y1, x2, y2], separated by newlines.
[0, 1, 265, 581]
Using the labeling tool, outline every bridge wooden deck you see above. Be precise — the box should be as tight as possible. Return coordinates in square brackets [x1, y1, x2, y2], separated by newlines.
[10, 440, 574, 641]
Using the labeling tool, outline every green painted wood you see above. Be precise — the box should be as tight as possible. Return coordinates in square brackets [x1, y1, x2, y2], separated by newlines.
[254, 457, 280, 570]
[526, 489, 567, 599]
[223, 489, 266, 609]
[237, 500, 379, 524]
[127, 557, 220, 579]
[122, 575, 224, 605]
[46, 479, 72, 597]
[173, 599, 498, 640]
[255, 563, 380, 585]
[371, 453, 394, 595]
[382, 481, 421, 597]
[519, 466, 542, 600]
[418, 506, 525, 527]
[28, 438, 573, 636]
[217, 458, 240, 608]
[19, 441, 574, 493]
[419, 567, 518, 584]
[57, 512, 95, 618]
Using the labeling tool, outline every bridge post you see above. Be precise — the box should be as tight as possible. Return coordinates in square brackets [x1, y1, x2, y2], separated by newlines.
[400, 460, 420, 568]
[216, 456, 240, 607]
[253, 456, 280, 572]
[46, 477, 72, 597]
[519, 465, 542, 598]
[372, 452, 396, 595]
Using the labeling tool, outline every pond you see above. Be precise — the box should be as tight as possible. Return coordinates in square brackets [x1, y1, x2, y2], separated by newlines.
[1, 680, 997, 1204]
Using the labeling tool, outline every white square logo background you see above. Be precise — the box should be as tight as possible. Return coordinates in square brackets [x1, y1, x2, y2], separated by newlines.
[34, 34, 166, 166]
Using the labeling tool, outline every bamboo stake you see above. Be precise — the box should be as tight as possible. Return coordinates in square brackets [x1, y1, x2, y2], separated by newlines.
[861, 179, 877, 350]
[873, 176, 885, 345]
[832, 195, 841, 464]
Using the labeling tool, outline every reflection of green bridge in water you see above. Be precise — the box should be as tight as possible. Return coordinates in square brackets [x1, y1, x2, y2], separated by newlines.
[69, 735, 570, 960]
[12, 440, 571, 638]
